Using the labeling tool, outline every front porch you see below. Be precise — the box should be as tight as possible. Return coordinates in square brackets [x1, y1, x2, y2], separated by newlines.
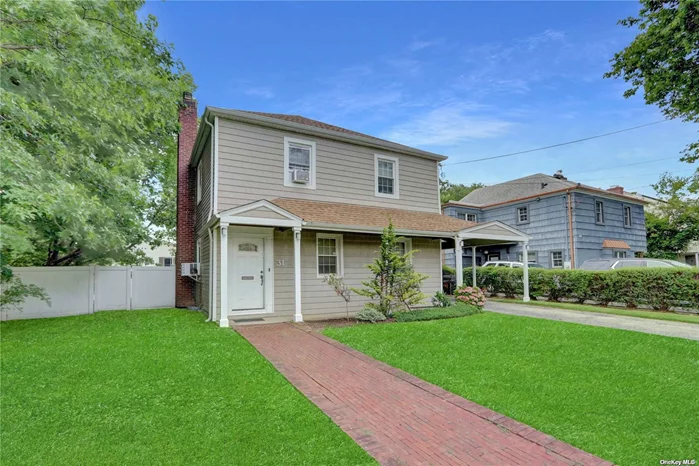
[201, 199, 531, 326]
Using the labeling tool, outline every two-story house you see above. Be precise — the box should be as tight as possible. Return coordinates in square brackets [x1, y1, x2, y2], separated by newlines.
[442, 172, 648, 269]
[175, 93, 531, 325]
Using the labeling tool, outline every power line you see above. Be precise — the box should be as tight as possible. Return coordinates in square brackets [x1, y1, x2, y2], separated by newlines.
[567, 156, 681, 176]
[576, 168, 696, 183]
[444, 120, 669, 166]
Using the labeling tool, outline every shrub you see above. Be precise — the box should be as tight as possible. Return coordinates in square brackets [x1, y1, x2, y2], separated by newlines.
[431, 291, 452, 308]
[442, 265, 456, 276]
[464, 266, 699, 311]
[454, 285, 487, 309]
[394, 304, 481, 322]
[356, 307, 387, 323]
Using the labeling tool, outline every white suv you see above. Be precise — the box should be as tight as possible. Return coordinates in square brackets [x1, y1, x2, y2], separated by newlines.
[482, 261, 544, 269]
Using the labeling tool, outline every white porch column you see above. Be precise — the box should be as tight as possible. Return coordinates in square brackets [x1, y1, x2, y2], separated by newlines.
[454, 237, 464, 288]
[695, 252, 698, 267]
[219, 225, 230, 327]
[293, 227, 303, 323]
[472, 245, 477, 287]
[522, 241, 530, 302]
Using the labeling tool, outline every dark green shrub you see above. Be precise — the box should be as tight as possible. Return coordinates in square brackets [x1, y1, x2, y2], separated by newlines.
[463, 266, 699, 311]
[394, 304, 481, 322]
[431, 291, 452, 307]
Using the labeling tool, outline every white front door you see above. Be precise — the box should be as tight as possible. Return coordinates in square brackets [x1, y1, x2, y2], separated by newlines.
[230, 237, 265, 310]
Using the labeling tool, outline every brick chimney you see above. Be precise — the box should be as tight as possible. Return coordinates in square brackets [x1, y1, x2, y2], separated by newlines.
[607, 185, 625, 195]
[175, 91, 197, 308]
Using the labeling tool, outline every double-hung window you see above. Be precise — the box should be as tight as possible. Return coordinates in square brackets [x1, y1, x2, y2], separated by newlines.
[466, 213, 477, 222]
[595, 200, 605, 224]
[395, 238, 413, 259]
[317, 234, 343, 277]
[375, 154, 399, 199]
[551, 251, 564, 268]
[518, 250, 537, 263]
[623, 205, 632, 228]
[516, 206, 529, 224]
[284, 137, 316, 189]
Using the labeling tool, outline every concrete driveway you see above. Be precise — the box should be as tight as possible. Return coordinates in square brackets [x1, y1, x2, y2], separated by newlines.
[485, 301, 699, 341]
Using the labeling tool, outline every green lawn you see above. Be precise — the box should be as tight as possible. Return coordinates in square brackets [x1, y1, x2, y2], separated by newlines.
[324, 313, 699, 466]
[1, 309, 374, 466]
[491, 298, 699, 324]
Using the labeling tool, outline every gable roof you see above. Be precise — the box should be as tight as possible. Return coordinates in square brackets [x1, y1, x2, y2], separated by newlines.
[270, 198, 475, 234]
[192, 107, 447, 165]
[446, 173, 647, 208]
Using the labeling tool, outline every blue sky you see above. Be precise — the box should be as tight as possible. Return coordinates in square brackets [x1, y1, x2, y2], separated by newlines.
[142, 1, 696, 196]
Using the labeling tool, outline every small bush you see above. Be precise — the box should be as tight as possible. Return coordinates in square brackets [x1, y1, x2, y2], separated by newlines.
[431, 291, 452, 308]
[464, 266, 699, 311]
[442, 265, 456, 276]
[356, 307, 387, 323]
[394, 304, 481, 322]
[454, 285, 487, 309]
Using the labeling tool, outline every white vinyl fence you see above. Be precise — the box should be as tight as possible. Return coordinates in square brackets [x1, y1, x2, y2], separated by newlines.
[2, 266, 175, 321]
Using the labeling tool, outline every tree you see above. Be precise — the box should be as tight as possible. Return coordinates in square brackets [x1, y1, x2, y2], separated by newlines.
[353, 222, 427, 316]
[605, 0, 698, 195]
[439, 174, 484, 204]
[645, 204, 699, 259]
[1, 0, 194, 271]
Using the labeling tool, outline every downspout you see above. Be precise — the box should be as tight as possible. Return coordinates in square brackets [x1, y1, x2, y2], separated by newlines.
[567, 191, 576, 269]
[205, 227, 214, 322]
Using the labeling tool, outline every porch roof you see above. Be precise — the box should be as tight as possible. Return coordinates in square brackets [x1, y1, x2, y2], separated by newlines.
[270, 198, 476, 235]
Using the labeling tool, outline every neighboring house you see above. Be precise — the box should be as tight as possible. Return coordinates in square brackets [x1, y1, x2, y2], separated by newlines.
[442, 172, 648, 269]
[136, 242, 175, 266]
[175, 93, 530, 325]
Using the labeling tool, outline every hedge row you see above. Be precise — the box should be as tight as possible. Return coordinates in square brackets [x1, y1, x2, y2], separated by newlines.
[463, 267, 699, 311]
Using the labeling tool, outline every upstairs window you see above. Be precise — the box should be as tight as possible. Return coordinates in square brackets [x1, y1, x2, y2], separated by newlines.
[284, 137, 316, 189]
[457, 213, 466, 220]
[516, 206, 529, 224]
[466, 213, 477, 222]
[595, 200, 605, 224]
[623, 205, 632, 227]
[375, 154, 399, 199]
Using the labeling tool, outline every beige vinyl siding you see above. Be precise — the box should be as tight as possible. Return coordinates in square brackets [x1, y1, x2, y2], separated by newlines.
[216, 119, 440, 214]
[195, 134, 212, 234]
[196, 231, 210, 311]
[271, 230, 441, 318]
[242, 206, 291, 220]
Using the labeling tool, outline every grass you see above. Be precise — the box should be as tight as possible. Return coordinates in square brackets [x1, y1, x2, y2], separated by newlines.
[491, 297, 699, 324]
[324, 313, 699, 465]
[0, 309, 374, 466]
[394, 303, 481, 322]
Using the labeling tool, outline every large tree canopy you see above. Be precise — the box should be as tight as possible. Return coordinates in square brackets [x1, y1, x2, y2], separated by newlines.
[605, 0, 699, 196]
[439, 173, 484, 204]
[1, 0, 193, 268]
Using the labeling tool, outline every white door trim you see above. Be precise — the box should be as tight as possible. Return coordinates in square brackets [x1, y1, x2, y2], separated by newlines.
[227, 226, 274, 316]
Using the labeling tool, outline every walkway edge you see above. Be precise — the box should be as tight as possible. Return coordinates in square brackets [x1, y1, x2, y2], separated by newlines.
[293, 324, 613, 466]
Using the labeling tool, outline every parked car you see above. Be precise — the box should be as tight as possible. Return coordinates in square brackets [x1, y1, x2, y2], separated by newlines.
[482, 261, 545, 269]
[579, 258, 692, 270]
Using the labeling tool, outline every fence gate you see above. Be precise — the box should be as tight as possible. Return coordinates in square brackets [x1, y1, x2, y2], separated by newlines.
[2, 266, 176, 321]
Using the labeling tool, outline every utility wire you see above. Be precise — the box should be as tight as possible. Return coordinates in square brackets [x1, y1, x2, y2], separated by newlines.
[444, 120, 669, 165]
[567, 155, 681, 176]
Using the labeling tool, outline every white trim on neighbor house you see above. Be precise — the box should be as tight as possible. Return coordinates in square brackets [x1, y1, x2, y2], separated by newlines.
[226, 226, 275, 317]
[374, 154, 400, 199]
[283, 136, 316, 190]
[316, 233, 344, 278]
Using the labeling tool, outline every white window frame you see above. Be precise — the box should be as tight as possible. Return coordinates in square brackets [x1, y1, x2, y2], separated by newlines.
[516, 205, 529, 224]
[614, 250, 627, 258]
[466, 213, 477, 222]
[396, 238, 413, 262]
[374, 154, 399, 199]
[595, 200, 605, 224]
[283, 137, 316, 189]
[551, 251, 564, 268]
[196, 160, 202, 204]
[623, 205, 632, 228]
[518, 250, 537, 263]
[316, 233, 343, 278]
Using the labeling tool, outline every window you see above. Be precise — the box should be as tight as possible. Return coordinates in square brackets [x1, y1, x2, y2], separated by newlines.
[159, 257, 173, 267]
[516, 206, 529, 224]
[316, 234, 343, 277]
[196, 160, 202, 204]
[551, 251, 564, 268]
[395, 238, 413, 259]
[517, 250, 537, 263]
[375, 154, 399, 199]
[466, 213, 477, 222]
[457, 212, 466, 220]
[614, 251, 627, 258]
[284, 137, 316, 189]
[595, 200, 605, 224]
[623, 205, 632, 227]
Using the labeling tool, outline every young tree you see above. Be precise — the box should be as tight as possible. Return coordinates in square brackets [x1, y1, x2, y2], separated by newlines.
[605, 0, 698, 195]
[353, 222, 427, 316]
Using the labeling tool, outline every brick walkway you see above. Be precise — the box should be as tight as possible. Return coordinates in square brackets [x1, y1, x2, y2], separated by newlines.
[237, 323, 612, 466]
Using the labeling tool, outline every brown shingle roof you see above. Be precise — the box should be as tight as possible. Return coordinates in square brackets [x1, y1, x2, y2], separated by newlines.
[271, 198, 475, 233]
[602, 239, 631, 249]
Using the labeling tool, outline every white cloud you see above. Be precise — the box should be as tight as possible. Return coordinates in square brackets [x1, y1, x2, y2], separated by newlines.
[244, 86, 274, 99]
[407, 39, 442, 52]
[380, 104, 513, 147]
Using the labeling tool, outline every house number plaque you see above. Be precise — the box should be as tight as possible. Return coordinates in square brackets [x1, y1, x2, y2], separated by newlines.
[276, 259, 285, 266]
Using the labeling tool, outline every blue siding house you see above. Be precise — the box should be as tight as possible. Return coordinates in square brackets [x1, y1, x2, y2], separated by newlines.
[443, 172, 647, 269]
